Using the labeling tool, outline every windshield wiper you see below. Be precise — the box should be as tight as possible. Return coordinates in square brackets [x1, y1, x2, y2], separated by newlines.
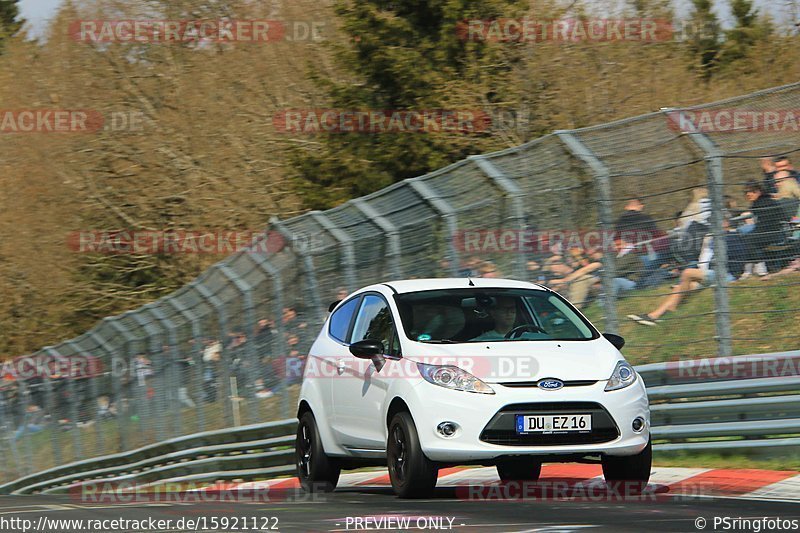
[419, 339, 460, 344]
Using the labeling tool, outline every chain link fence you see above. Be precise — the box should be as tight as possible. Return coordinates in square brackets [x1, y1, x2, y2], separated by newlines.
[2, 82, 800, 482]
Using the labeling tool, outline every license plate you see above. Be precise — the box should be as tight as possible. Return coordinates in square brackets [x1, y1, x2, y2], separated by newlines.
[515, 414, 592, 434]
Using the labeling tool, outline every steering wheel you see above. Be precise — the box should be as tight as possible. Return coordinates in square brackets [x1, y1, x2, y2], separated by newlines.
[504, 323, 546, 339]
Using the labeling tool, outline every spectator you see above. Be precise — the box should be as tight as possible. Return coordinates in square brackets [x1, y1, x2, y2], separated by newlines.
[773, 170, 800, 220]
[615, 197, 660, 241]
[762, 156, 799, 195]
[741, 181, 785, 270]
[479, 261, 500, 278]
[547, 247, 602, 308]
[612, 238, 644, 296]
[14, 404, 45, 439]
[628, 218, 744, 326]
[678, 187, 711, 230]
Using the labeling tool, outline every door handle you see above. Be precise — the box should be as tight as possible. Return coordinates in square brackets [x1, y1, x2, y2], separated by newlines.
[337, 359, 346, 375]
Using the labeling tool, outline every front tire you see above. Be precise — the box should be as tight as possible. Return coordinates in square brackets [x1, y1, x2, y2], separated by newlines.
[296, 411, 340, 493]
[387, 412, 438, 498]
[601, 439, 651, 484]
[496, 457, 542, 481]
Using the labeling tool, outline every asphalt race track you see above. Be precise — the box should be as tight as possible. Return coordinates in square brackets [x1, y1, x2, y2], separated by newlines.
[1, 465, 799, 533]
[1, 489, 800, 532]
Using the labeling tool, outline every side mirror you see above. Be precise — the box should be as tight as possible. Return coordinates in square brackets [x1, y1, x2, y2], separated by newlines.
[328, 300, 342, 313]
[349, 339, 384, 359]
[603, 333, 625, 351]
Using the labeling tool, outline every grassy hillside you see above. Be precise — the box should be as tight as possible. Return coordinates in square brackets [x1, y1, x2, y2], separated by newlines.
[583, 274, 800, 365]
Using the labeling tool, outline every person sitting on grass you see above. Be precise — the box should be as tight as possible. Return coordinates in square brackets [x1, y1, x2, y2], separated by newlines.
[627, 218, 744, 326]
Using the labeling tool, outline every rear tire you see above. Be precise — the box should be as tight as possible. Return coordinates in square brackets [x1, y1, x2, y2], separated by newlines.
[387, 412, 438, 499]
[296, 411, 340, 493]
[496, 457, 542, 481]
[602, 438, 651, 485]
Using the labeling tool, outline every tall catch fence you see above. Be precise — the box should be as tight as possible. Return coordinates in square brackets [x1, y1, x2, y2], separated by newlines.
[2, 83, 799, 481]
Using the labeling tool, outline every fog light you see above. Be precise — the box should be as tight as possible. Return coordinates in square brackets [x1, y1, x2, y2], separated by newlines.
[437, 422, 458, 437]
[632, 417, 645, 433]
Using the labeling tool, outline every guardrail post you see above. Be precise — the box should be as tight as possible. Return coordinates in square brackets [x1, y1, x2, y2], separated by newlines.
[556, 131, 619, 333]
[470, 155, 527, 280]
[351, 198, 403, 279]
[167, 294, 206, 433]
[247, 252, 292, 419]
[217, 264, 260, 425]
[270, 218, 325, 328]
[145, 305, 183, 436]
[103, 318, 138, 452]
[128, 312, 168, 442]
[406, 178, 460, 276]
[665, 109, 733, 358]
[309, 211, 358, 291]
[194, 283, 235, 425]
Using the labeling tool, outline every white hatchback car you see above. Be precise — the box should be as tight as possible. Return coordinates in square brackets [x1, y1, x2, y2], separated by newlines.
[295, 278, 650, 498]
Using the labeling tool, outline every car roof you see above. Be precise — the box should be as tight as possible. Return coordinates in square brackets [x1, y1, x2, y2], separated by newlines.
[375, 278, 548, 295]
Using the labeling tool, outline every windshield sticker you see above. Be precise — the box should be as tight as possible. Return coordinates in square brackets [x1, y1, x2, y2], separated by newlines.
[417, 334, 432, 342]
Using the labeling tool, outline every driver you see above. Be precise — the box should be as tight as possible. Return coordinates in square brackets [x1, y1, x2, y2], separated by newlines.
[470, 296, 518, 341]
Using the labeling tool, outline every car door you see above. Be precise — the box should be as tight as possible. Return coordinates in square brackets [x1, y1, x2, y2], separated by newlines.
[330, 292, 400, 451]
[311, 295, 362, 416]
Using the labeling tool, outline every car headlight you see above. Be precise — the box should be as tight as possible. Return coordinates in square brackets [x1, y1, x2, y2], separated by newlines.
[417, 363, 495, 394]
[605, 360, 637, 391]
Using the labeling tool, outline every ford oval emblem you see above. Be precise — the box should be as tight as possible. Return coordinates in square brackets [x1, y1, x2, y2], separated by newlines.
[537, 378, 564, 391]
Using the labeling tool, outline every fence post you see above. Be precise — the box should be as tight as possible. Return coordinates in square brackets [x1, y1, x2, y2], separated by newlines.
[406, 178, 460, 276]
[103, 318, 137, 452]
[145, 304, 183, 436]
[668, 109, 733, 358]
[270, 218, 325, 328]
[38, 351, 61, 467]
[309, 211, 358, 291]
[167, 293, 206, 433]
[470, 155, 527, 280]
[556, 131, 619, 333]
[88, 331, 121, 455]
[194, 283, 235, 425]
[246, 252, 292, 419]
[128, 312, 167, 442]
[351, 198, 403, 279]
[217, 264, 259, 425]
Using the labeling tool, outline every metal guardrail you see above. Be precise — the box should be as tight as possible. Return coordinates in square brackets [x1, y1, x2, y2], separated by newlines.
[0, 419, 297, 496]
[2, 351, 798, 495]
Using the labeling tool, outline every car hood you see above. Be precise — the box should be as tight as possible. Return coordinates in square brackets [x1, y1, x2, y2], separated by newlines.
[403, 338, 622, 383]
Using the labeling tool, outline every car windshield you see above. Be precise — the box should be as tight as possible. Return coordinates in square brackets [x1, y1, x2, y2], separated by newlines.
[394, 288, 597, 343]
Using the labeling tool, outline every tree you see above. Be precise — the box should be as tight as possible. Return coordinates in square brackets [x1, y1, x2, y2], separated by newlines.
[685, 0, 721, 78]
[289, 0, 525, 209]
[719, 0, 773, 67]
[0, 0, 22, 46]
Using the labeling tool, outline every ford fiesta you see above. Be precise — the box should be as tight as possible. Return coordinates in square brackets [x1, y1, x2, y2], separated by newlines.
[295, 278, 650, 498]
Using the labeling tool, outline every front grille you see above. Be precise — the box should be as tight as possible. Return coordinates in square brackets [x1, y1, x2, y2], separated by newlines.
[499, 380, 598, 388]
[479, 402, 619, 446]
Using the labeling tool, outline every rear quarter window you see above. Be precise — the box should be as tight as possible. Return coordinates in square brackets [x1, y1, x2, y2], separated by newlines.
[328, 297, 360, 342]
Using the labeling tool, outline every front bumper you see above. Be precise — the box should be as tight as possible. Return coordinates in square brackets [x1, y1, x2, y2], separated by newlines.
[405, 378, 649, 462]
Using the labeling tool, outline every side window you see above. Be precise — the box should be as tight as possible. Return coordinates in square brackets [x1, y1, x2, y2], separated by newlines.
[351, 295, 398, 355]
[329, 297, 360, 342]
